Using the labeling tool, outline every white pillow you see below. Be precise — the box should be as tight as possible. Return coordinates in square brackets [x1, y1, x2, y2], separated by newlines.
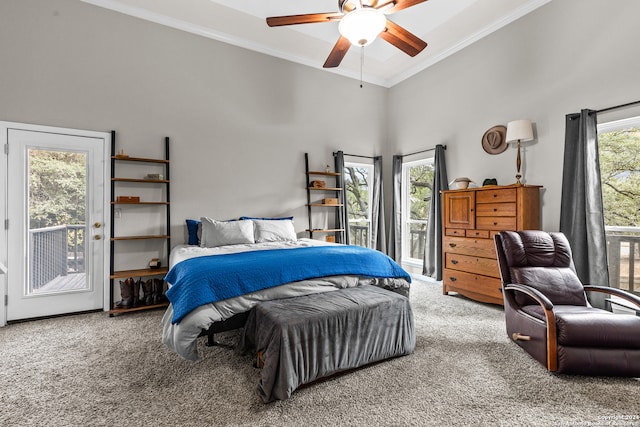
[199, 217, 255, 247]
[253, 219, 297, 243]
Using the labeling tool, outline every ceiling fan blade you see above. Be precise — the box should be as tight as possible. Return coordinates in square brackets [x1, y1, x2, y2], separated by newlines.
[266, 12, 343, 27]
[323, 36, 351, 68]
[379, 19, 427, 57]
[379, 0, 428, 14]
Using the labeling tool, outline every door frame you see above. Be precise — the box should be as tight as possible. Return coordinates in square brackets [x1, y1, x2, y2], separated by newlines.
[0, 122, 111, 326]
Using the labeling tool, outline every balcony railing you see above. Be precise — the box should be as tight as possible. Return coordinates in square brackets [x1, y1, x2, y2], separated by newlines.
[29, 224, 85, 291]
[606, 226, 640, 295]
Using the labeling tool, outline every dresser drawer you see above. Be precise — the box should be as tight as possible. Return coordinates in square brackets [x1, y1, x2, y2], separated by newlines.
[476, 188, 516, 204]
[465, 229, 489, 238]
[476, 202, 516, 217]
[476, 216, 517, 231]
[443, 268, 503, 304]
[445, 253, 500, 277]
[444, 236, 496, 258]
[445, 228, 466, 237]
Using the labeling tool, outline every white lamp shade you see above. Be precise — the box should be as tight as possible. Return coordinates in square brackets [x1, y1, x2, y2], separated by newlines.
[338, 8, 386, 47]
[505, 119, 534, 143]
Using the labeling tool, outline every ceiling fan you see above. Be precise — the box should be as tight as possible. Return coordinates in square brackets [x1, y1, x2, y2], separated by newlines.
[266, 0, 429, 68]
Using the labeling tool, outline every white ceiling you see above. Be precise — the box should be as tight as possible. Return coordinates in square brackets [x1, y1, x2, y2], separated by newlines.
[81, 0, 552, 87]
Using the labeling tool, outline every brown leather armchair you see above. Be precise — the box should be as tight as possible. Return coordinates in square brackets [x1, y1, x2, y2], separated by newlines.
[494, 230, 640, 376]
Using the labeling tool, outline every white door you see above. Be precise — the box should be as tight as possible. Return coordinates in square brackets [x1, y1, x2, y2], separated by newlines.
[4, 123, 108, 321]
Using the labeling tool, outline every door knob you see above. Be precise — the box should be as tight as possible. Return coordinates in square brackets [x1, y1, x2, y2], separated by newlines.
[94, 235, 102, 240]
[94, 222, 101, 228]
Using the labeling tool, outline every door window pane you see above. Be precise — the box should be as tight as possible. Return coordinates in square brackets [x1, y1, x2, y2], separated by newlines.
[28, 149, 88, 295]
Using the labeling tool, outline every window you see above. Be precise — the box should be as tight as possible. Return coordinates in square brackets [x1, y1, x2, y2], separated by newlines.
[344, 162, 373, 248]
[401, 158, 434, 264]
[597, 116, 640, 296]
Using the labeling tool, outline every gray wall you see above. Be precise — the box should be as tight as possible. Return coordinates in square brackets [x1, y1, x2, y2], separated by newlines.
[387, 0, 640, 232]
[0, 0, 388, 247]
[3, 0, 640, 244]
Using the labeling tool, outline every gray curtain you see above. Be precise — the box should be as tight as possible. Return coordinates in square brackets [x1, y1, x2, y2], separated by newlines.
[559, 109, 610, 288]
[370, 156, 386, 253]
[388, 155, 403, 262]
[334, 151, 349, 244]
[422, 145, 448, 280]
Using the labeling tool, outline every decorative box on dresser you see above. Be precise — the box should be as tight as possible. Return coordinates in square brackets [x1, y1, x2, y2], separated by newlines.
[441, 184, 541, 305]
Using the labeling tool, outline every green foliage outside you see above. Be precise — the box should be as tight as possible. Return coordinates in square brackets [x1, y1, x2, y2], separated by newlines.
[598, 128, 640, 227]
[345, 166, 369, 220]
[408, 163, 434, 222]
[29, 150, 86, 229]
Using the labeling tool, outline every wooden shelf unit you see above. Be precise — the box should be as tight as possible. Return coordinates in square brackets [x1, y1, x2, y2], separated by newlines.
[109, 131, 171, 316]
[305, 153, 345, 242]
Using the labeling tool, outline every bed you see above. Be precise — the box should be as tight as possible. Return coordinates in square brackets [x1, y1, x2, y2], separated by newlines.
[161, 217, 412, 361]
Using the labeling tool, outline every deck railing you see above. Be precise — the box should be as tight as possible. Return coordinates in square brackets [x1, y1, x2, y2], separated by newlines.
[29, 224, 85, 291]
[349, 224, 369, 247]
[606, 226, 640, 295]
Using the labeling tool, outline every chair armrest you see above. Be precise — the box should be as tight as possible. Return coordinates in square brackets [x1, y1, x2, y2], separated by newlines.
[583, 285, 640, 309]
[504, 283, 558, 371]
[504, 283, 554, 311]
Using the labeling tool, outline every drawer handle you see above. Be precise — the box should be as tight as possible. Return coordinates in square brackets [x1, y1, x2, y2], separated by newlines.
[493, 194, 497, 198]
[450, 277, 457, 282]
[449, 243, 457, 248]
[493, 222, 498, 225]
[451, 260, 459, 265]
[493, 208, 497, 212]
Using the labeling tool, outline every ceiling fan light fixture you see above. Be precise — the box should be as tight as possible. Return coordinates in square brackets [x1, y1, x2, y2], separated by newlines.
[338, 8, 386, 47]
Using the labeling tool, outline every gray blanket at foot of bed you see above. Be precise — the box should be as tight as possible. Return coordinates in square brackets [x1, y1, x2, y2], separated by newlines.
[237, 284, 416, 403]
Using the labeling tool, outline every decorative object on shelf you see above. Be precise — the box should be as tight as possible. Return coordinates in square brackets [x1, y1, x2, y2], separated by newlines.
[505, 119, 534, 184]
[322, 198, 339, 205]
[149, 258, 161, 269]
[325, 165, 331, 173]
[449, 177, 474, 190]
[144, 173, 164, 180]
[311, 180, 326, 188]
[114, 149, 129, 158]
[325, 236, 336, 243]
[116, 196, 140, 203]
[481, 125, 508, 154]
[482, 178, 498, 186]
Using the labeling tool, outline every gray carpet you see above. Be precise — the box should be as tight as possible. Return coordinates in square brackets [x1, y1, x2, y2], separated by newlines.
[1, 279, 638, 427]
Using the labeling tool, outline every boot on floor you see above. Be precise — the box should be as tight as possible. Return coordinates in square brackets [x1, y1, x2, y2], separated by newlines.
[116, 277, 134, 308]
[152, 278, 165, 305]
[141, 279, 153, 306]
[131, 278, 142, 308]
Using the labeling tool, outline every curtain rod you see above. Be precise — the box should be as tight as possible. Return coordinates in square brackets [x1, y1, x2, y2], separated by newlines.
[333, 152, 376, 159]
[401, 144, 446, 158]
[596, 99, 640, 114]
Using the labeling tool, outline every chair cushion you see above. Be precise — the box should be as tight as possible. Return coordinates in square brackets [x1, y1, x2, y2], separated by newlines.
[501, 230, 574, 268]
[554, 306, 640, 348]
[510, 266, 587, 307]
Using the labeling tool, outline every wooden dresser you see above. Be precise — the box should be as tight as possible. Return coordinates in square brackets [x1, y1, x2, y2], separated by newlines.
[441, 184, 541, 305]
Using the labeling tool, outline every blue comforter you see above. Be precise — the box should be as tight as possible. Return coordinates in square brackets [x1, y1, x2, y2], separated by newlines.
[165, 245, 410, 324]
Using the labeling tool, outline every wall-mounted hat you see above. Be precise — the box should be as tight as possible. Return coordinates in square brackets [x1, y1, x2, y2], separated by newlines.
[482, 125, 508, 154]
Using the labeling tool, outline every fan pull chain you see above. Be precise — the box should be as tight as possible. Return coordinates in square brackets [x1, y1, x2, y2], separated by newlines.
[360, 46, 364, 88]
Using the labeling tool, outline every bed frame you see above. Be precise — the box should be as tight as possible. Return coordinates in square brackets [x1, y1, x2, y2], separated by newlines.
[200, 312, 250, 346]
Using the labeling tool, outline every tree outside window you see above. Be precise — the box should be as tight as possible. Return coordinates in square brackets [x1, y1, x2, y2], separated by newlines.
[402, 158, 434, 263]
[598, 118, 640, 294]
[344, 163, 373, 248]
